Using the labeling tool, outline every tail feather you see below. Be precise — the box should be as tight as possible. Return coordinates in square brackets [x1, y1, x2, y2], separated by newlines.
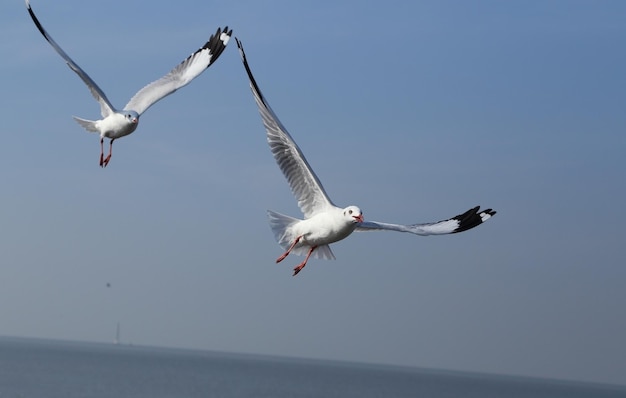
[310, 244, 335, 261]
[267, 210, 299, 249]
[72, 116, 98, 132]
[267, 210, 335, 260]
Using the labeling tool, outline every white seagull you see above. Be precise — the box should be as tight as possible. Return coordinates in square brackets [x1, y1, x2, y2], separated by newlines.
[236, 39, 496, 276]
[26, 0, 232, 167]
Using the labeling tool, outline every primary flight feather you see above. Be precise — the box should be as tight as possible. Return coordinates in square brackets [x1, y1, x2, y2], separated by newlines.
[25, 0, 232, 167]
[236, 38, 496, 276]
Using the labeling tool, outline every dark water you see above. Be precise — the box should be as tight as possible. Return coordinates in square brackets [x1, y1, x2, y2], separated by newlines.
[0, 336, 624, 398]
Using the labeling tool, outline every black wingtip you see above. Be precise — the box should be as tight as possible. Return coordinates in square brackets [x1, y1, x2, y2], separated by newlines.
[25, 0, 49, 42]
[235, 37, 270, 109]
[202, 26, 233, 68]
[452, 206, 496, 234]
[235, 37, 244, 58]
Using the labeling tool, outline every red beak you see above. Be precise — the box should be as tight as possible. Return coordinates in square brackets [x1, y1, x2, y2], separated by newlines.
[354, 214, 364, 223]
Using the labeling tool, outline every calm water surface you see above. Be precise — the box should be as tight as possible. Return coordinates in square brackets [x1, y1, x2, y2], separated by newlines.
[0, 336, 624, 398]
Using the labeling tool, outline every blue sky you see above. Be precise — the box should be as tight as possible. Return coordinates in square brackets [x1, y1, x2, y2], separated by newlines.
[1, 0, 625, 387]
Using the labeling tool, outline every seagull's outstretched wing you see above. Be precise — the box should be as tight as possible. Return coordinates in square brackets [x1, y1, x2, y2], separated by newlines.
[236, 38, 335, 218]
[356, 206, 496, 235]
[124, 27, 232, 116]
[25, 0, 116, 118]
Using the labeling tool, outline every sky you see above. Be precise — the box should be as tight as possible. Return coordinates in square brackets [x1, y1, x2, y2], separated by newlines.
[1, 0, 625, 387]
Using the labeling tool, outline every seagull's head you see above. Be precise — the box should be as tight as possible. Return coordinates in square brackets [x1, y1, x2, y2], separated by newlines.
[124, 111, 139, 125]
[344, 206, 364, 224]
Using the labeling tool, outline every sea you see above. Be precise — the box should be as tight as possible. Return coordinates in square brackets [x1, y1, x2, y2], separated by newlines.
[0, 336, 624, 398]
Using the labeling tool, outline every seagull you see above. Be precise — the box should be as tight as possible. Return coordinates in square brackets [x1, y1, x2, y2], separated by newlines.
[25, 0, 232, 167]
[236, 39, 496, 276]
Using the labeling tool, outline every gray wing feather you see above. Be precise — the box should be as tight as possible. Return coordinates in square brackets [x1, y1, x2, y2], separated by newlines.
[124, 27, 232, 115]
[236, 38, 334, 218]
[26, 0, 116, 117]
[356, 206, 496, 236]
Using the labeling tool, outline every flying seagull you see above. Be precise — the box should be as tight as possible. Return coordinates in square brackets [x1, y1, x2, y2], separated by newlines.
[25, 0, 232, 167]
[235, 39, 496, 276]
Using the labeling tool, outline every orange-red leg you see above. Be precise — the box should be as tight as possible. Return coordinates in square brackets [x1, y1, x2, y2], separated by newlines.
[293, 245, 317, 276]
[99, 138, 105, 167]
[102, 139, 114, 168]
[276, 235, 302, 263]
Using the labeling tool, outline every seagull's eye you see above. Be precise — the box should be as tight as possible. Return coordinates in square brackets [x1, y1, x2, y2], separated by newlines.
[348, 210, 353, 215]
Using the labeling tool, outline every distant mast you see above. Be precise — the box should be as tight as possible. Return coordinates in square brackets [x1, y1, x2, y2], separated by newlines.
[114, 322, 120, 345]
